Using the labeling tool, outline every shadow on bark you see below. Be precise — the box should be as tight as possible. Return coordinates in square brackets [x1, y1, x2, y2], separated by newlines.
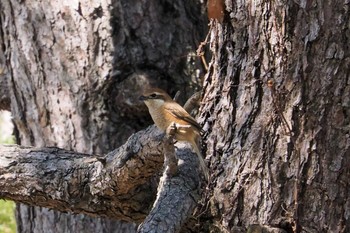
[0, 125, 202, 232]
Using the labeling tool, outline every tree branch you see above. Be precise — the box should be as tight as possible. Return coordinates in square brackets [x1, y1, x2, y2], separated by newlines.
[137, 123, 201, 232]
[138, 143, 200, 233]
[0, 125, 201, 230]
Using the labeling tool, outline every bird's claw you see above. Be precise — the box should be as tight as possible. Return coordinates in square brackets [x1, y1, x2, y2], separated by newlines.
[166, 122, 177, 137]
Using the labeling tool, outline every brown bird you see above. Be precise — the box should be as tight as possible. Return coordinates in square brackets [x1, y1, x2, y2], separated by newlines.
[139, 88, 209, 180]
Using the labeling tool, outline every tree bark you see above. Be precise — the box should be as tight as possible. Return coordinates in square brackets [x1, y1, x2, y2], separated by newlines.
[0, 126, 200, 229]
[198, 0, 350, 232]
[0, 44, 10, 111]
[0, 0, 207, 232]
[2, 0, 349, 232]
[137, 126, 200, 233]
[0, 72, 10, 111]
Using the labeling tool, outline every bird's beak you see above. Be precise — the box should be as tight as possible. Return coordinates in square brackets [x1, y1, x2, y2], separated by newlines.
[139, 95, 148, 101]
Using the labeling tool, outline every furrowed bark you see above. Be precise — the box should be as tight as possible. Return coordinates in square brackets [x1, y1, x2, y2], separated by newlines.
[197, 0, 350, 232]
[0, 0, 207, 231]
[137, 146, 200, 233]
[0, 66, 10, 111]
[138, 124, 200, 233]
[0, 125, 201, 230]
[0, 126, 162, 222]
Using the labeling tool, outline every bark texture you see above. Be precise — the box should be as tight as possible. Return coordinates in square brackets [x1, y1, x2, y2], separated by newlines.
[138, 127, 200, 233]
[0, 42, 10, 111]
[0, 0, 207, 232]
[0, 127, 200, 228]
[199, 0, 350, 232]
[2, 0, 349, 232]
[0, 71, 10, 111]
[138, 147, 200, 233]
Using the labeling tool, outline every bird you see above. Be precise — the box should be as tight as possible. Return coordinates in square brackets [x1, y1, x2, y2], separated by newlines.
[139, 87, 209, 180]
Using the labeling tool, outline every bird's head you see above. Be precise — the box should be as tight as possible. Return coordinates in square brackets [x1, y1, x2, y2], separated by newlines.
[139, 88, 173, 108]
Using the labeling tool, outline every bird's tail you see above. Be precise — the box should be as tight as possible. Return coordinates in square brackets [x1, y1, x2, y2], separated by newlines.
[192, 141, 209, 181]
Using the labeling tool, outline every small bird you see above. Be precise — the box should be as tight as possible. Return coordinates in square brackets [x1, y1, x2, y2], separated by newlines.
[139, 88, 209, 180]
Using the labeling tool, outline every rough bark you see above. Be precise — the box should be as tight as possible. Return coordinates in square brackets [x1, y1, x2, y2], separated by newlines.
[0, 71, 10, 111]
[0, 127, 160, 222]
[198, 0, 350, 232]
[0, 44, 10, 111]
[137, 125, 200, 233]
[0, 126, 201, 229]
[2, 0, 348, 232]
[0, 0, 207, 232]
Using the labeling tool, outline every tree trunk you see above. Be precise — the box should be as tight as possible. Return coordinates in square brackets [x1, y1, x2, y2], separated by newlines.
[1, 0, 349, 232]
[198, 0, 349, 232]
[0, 0, 207, 232]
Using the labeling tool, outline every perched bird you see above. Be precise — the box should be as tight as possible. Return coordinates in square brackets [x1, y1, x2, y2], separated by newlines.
[139, 88, 209, 180]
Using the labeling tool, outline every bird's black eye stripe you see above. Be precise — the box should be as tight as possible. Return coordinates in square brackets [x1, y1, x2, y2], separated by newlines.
[150, 93, 157, 98]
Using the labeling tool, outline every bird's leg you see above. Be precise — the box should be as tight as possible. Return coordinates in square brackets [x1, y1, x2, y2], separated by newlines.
[165, 122, 178, 137]
[165, 122, 191, 138]
[163, 122, 198, 176]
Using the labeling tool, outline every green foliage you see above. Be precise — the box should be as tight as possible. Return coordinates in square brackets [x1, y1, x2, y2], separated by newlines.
[0, 135, 15, 145]
[0, 200, 16, 233]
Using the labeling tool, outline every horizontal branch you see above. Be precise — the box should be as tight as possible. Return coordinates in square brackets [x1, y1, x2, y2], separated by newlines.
[0, 126, 201, 226]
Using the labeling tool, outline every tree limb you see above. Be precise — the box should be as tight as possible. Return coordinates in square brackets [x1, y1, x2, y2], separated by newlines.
[138, 143, 200, 233]
[0, 125, 201, 230]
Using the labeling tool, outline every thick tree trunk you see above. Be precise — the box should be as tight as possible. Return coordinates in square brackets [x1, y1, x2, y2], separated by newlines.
[0, 0, 207, 232]
[1, 0, 349, 232]
[199, 0, 349, 232]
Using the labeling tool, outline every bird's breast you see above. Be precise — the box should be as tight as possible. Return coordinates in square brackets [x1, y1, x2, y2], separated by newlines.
[145, 102, 200, 143]
[147, 106, 171, 131]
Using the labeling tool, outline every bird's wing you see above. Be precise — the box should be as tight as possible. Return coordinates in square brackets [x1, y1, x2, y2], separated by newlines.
[165, 103, 202, 132]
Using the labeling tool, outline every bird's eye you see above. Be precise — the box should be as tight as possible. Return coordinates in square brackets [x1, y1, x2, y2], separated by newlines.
[150, 93, 157, 98]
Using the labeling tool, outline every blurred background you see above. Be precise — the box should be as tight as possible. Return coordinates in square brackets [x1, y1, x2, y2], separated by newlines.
[0, 110, 16, 233]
